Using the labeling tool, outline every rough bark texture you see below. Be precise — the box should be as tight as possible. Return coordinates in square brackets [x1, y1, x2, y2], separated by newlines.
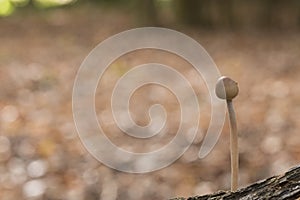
[171, 165, 300, 200]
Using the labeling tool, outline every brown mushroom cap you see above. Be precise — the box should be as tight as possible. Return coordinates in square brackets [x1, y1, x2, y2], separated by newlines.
[215, 76, 239, 100]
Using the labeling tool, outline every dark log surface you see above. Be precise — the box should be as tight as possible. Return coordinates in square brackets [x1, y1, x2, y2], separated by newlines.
[171, 165, 300, 200]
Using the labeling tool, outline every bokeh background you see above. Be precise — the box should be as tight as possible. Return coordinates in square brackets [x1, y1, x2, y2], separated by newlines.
[1, 0, 300, 199]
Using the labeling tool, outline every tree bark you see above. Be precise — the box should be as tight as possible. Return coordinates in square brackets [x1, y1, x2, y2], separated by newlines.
[171, 165, 300, 200]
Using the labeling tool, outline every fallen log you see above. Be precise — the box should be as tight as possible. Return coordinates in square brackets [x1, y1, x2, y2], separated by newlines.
[171, 165, 300, 200]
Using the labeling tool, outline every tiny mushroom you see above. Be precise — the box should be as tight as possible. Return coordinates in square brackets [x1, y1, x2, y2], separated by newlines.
[215, 76, 239, 191]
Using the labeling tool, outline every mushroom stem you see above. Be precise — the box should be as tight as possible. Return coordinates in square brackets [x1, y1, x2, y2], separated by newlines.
[227, 99, 238, 191]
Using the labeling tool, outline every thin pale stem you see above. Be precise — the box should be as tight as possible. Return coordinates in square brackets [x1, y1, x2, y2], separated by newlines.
[227, 99, 238, 191]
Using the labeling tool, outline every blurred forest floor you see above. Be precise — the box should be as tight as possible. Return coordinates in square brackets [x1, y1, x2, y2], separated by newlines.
[0, 4, 300, 200]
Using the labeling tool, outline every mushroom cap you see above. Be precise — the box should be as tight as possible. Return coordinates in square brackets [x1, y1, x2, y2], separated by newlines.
[215, 76, 239, 100]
